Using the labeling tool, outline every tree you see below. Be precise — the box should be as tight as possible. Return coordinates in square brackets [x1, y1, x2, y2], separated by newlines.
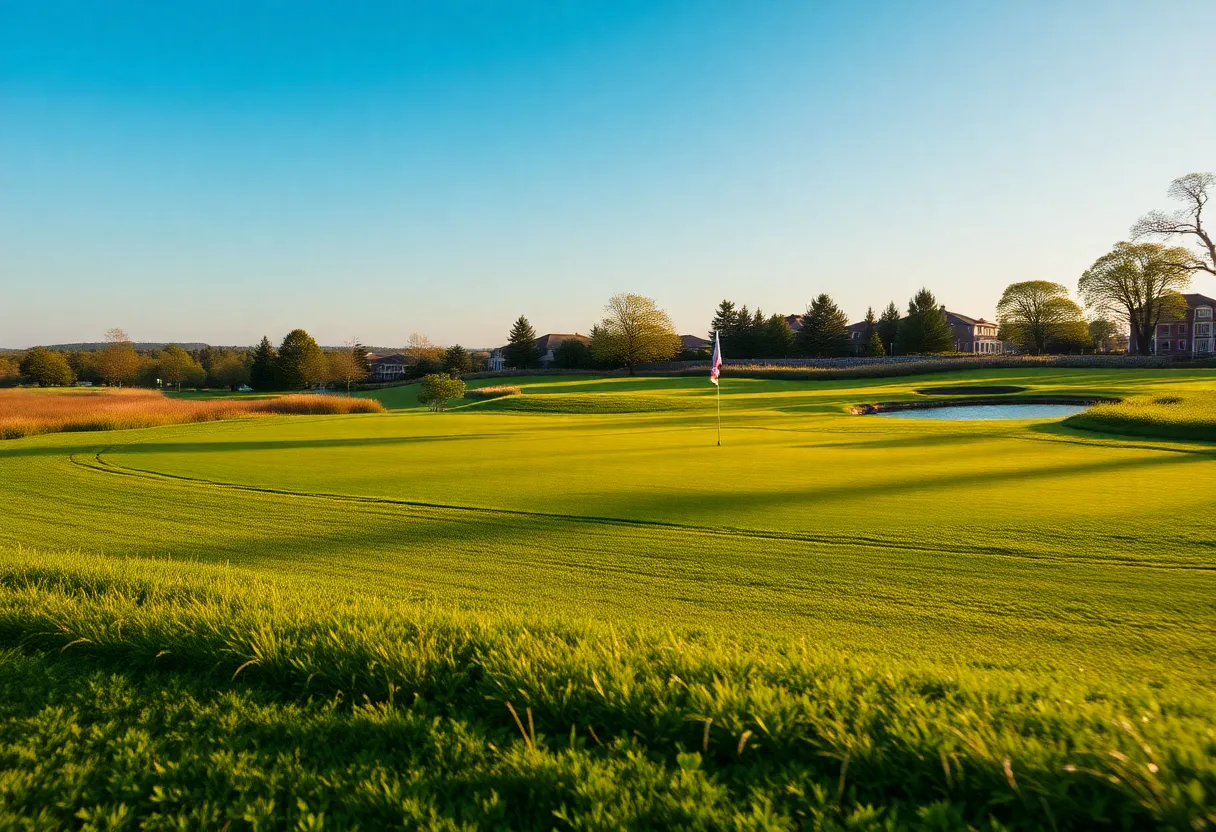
[249, 337, 279, 390]
[709, 300, 739, 351]
[553, 338, 593, 369]
[1087, 318, 1120, 353]
[1078, 242, 1192, 355]
[417, 373, 466, 411]
[443, 344, 473, 377]
[995, 281, 1087, 354]
[1045, 319, 1093, 354]
[896, 289, 954, 354]
[209, 350, 251, 389]
[590, 293, 680, 374]
[861, 308, 885, 357]
[504, 316, 541, 370]
[877, 302, 901, 355]
[156, 345, 205, 390]
[326, 350, 362, 396]
[19, 347, 75, 387]
[761, 314, 796, 358]
[0, 354, 20, 384]
[405, 333, 443, 365]
[278, 329, 328, 389]
[95, 328, 140, 387]
[796, 294, 851, 358]
[1133, 172, 1215, 278]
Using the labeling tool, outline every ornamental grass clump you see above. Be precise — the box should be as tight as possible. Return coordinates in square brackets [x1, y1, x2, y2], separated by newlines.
[464, 385, 521, 400]
[0, 388, 383, 440]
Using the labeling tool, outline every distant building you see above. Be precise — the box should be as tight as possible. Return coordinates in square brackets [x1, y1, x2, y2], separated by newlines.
[366, 352, 411, 382]
[944, 311, 1003, 354]
[1129, 293, 1216, 356]
[488, 333, 592, 370]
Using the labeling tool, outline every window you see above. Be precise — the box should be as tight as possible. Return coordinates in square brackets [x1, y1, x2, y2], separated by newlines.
[1160, 340, 1171, 351]
[1197, 339, 1213, 354]
[1197, 323, 1212, 337]
[1158, 324, 1171, 336]
[1197, 307, 1213, 319]
[1178, 340, 1187, 351]
[1176, 324, 1188, 335]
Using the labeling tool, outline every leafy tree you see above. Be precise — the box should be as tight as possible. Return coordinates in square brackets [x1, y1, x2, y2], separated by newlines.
[796, 294, 851, 357]
[19, 347, 75, 386]
[896, 289, 953, 354]
[762, 314, 796, 358]
[877, 302, 901, 355]
[861, 308, 885, 356]
[1087, 318, 1120, 353]
[417, 373, 466, 411]
[1045, 319, 1093, 354]
[995, 281, 1087, 354]
[443, 344, 473, 377]
[209, 350, 251, 389]
[157, 345, 205, 391]
[278, 329, 328, 389]
[1078, 242, 1191, 355]
[249, 337, 279, 390]
[96, 328, 140, 387]
[66, 350, 100, 384]
[0, 354, 20, 384]
[553, 338, 593, 369]
[1133, 172, 1215, 278]
[590, 293, 680, 374]
[504, 316, 541, 370]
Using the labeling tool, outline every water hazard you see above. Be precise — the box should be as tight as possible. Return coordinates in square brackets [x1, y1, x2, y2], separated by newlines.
[875, 404, 1087, 421]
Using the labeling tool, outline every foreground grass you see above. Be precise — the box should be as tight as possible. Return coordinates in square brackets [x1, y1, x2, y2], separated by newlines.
[2, 548, 1213, 830]
[1066, 393, 1216, 442]
[0, 388, 383, 439]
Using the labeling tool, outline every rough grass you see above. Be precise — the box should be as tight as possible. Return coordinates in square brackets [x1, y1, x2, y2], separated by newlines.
[463, 384, 522, 400]
[1065, 394, 1216, 442]
[1, 548, 1213, 830]
[0, 388, 384, 439]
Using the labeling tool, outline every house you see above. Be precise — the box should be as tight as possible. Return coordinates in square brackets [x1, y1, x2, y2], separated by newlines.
[945, 311, 1003, 354]
[1130, 293, 1216, 356]
[488, 333, 592, 370]
[681, 335, 712, 354]
[366, 352, 411, 382]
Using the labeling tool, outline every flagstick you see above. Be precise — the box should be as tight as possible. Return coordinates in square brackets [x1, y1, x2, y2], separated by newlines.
[716, 380, 721, 446]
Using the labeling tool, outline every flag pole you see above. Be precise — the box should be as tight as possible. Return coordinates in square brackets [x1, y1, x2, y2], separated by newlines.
[716, 380, 721, 446]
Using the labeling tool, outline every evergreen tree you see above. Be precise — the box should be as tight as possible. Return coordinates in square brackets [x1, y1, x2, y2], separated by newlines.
[553, 338, 593, 369]
[796, 294, 851, 357]
[249, 336, 279, 390]
[709, 300, 738, 350]
[896, 288, 954, 354]
[442, 344, 473, 377]
[877, 302, 901, 355]
[352, 342, 370, 375]
[504, 316, 541, 369]
[762, 313, 796, 358]
[861, 307, 886, 356]
[278, 329, 328, 389]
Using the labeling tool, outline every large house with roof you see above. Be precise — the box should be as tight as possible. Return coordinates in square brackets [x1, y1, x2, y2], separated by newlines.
[487, 333, 591, 370]
[1129, 293, 1216, 357]
[786, 308, 1002, 355]
[365, 352, 411, 382]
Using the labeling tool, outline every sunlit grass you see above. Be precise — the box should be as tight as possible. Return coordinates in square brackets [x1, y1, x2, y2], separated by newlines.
[0, 388, 384, 439]
[1066, 393, 1216, 441]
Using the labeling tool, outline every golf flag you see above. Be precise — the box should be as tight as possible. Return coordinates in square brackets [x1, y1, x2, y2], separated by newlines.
[710, 331, 723, 386]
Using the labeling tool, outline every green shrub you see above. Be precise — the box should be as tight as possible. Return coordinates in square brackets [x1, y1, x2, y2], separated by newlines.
[417, 373, 466, 411]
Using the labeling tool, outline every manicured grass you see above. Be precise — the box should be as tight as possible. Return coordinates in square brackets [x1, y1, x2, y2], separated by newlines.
[2, 367, 1215, 827]
[1066, 393, 1216, 441]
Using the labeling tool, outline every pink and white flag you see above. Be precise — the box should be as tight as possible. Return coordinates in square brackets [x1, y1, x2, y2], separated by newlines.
[710, 331, 723, 386]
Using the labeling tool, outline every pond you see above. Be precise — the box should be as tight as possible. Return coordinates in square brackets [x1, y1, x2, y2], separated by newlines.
[875, 404, 1088, 421]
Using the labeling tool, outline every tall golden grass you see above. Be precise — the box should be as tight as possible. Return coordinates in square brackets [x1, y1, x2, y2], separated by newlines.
[0, 389, 384, 440]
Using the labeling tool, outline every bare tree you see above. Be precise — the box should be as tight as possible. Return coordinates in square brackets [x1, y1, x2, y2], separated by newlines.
[329, 339, 367, 396]
[1133, 172, 1215, 278]
[1078, 242, 1191, 355]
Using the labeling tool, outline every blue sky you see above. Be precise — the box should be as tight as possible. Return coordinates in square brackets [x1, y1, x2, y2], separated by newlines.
[2, 1, 1214, 348]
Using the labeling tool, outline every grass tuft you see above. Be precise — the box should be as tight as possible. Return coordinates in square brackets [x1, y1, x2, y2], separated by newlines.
[1064, 393, 1216, 441]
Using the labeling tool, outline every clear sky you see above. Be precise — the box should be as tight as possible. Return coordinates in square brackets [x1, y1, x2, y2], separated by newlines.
[2, 1, 1214, 348]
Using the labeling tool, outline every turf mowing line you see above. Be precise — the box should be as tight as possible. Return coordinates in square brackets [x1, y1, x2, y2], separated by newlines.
[65, 448, 1216, 573]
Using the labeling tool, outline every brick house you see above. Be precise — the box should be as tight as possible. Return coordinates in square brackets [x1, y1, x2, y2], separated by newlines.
[944, 311, 1003, 354]
[1130, 293, 1216, 356]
